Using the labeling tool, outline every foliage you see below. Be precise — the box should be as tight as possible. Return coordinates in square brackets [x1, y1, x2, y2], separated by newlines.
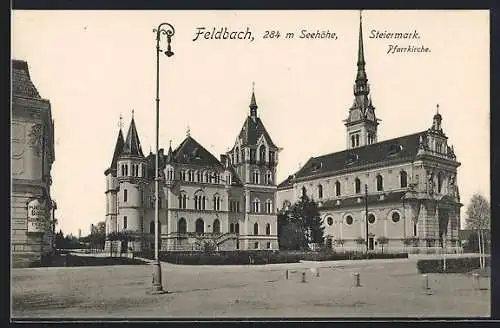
[417, 256, 490, 274]
[376, 236, 389, 254]
[55, 229, 83, 249]
[277, 193, 324, 250]
[41, 254, 148, 267]
[465, 193, 490, 231]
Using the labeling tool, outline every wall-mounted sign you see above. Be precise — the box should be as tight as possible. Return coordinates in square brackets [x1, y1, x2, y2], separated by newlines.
[27, 198, 48, 233]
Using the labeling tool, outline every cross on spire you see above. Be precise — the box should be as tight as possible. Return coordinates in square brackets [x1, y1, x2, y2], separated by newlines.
[132, 109, 134, 119]
[118, 114, 123, 129]
[186, 124, 191, 137]
[436, 104, 440, 114]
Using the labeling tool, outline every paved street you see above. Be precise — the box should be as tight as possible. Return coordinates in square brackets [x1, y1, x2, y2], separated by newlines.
[11, 256, 490, 318]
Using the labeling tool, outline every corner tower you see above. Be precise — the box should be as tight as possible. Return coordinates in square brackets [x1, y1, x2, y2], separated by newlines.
[344, 11, 379, 149]
[116, 111, 148, 250]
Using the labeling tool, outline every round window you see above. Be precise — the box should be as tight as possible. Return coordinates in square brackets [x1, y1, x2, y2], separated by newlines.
[327, 217, 333, 226]
[392, 212, 400, 223]
[368, 214, 376, 224]
[345, 215, 353, 225]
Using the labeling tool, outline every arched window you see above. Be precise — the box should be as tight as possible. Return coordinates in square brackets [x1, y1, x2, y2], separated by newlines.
[235, 223, 240, 234]
[254, 222, 259, 235]
[335, 181, 341, 196]
[400, 171, 408, 188]
[213, 194, 221, 211]
[197, 171, 202, 182]
[376, 174, 383, 191]
[235, 147, 240, 163]
[180, 170, 186, 181]
[259, 145, 266, 162]
[265, 171, 272, 184]
[178, 191, 187, 209]
[204, 172, 209, 183]
[265, 199, 273, 213]
[253, 198, 261, 213]
[252, 170, 260, 184]
[437, 171, 444, 193]
[187, 170, 194, 182]
[178, 218, 187, 233]
[302, 186, 307, 197]
[149, 221, 155, 234]
[195, 218, 204, 234]
[230, 223, 235, 233]
[241, 149, 245, 162]
[265, 223, 271, 235]
[318, 184, 323, 199]
[213, 219, 220, 233]
[355, 178, 361, 194]
[194, 191, 206, 210]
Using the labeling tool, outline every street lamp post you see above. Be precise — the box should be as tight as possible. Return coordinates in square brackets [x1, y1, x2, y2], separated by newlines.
[150, 22, 175, 294]
[365, 184, 369, 253]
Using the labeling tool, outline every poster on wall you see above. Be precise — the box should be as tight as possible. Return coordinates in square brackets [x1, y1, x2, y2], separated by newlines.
[27, 198, 48, 233]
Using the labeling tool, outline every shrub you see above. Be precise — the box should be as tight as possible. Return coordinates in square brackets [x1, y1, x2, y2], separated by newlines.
[417, 256, 491, 274]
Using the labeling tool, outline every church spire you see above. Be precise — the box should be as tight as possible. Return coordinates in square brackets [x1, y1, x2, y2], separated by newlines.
[121, 112, 144, 158]
[249, 82, 258, 120]
[355, 10, 369, 95]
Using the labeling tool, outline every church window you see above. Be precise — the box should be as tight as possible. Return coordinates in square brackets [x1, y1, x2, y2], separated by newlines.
[252, 170, 260, 184]
[269, 151, 275, 164]
[123, 216, 128, 229]
[368, 214, 376, 224]
[254, 222, 259, 235]
[355, 178, 361, 194]
[345, 215, 353, 225]
[123, 189, 128, 202]
[392, 212, 400, 223]
[376, 174, 383, 191]
[318, 184, 323, 199]
[400, 171, 408, 188]
[335, 181, 341, 196]
[265, 171, 272, 184]
[253, 198, 261, 213]
[265, 199, 273, 213]
[259, 145, 266, 163]
[266, 223, 271, 235]
[437, 172, 444, 193]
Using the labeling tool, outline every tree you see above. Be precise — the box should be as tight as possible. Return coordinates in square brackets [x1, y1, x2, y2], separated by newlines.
[465, 193, 490, 269]
[288, 194, 324, 246]
[376, 236, 389, 254]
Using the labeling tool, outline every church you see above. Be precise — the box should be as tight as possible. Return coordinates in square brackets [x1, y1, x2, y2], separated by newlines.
[277, 15, 462, 253]
[104, 90, 280, 252]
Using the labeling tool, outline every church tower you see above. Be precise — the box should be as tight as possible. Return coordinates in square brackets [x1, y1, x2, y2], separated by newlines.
[104, 120, 124, 252]
[116, 111, 148, 251]
[344, 11, 379, 149]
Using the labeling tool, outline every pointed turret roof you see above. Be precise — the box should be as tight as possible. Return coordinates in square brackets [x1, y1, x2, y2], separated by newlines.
[104, 129, 124, 175]
[356, 12, 367, 83]
[237, 116, 277, 148]
[121, 117, 144, 157]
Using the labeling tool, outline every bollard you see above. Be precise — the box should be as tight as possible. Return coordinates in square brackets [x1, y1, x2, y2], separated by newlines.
[472, 273, 480, 290]
[316, 268, 320, 277]
[286, 269, 289, 280]
[422, 274, 429, 290]
[353, 273, 360, 287]
[302, 272, 307, 283]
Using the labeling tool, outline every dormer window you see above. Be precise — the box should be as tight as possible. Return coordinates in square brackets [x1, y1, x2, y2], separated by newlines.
[388, 143, 404, 156]
[311, 161, 322, 172]
[345, 153, 359, 166]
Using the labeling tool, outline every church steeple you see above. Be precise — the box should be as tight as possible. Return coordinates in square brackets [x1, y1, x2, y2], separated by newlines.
[249, 82, 258, 121]
[354, 10, 369, 99]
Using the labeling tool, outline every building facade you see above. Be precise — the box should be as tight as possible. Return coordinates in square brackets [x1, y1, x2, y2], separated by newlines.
[104, 91, 280, 252]
[11, 60, 57, 267]
[277, 16, 462, 253]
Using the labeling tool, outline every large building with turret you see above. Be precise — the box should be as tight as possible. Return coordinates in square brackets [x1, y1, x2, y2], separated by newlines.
[277, 14, 462, 253]
[104, 91, 280, 252]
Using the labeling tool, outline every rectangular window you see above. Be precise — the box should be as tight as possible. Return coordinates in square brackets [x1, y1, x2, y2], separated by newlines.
[124, 189, 128, 202]
[123, 216, 128, 229]
[254, 242, 259, 249]
[267, 242, 271, 249]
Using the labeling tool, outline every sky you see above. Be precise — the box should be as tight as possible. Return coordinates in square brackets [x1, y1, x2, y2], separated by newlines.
[12, 10, 489, 236]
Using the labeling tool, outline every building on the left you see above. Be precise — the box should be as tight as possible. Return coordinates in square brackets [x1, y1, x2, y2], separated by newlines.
[11, 59, 57, 268]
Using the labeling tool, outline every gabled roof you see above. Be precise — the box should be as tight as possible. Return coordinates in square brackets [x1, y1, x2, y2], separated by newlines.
[171, 135, 224, 169]
[237, 116, 277, 149]
[105, 129, 124, 175]
[277, 175, 295, 189]
[293, 131, 424, 181]
[121, 118, 144, 157]
[12, 60, 41, 99]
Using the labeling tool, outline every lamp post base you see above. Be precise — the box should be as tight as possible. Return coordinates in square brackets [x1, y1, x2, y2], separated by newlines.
[148, 261, 167, 295]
